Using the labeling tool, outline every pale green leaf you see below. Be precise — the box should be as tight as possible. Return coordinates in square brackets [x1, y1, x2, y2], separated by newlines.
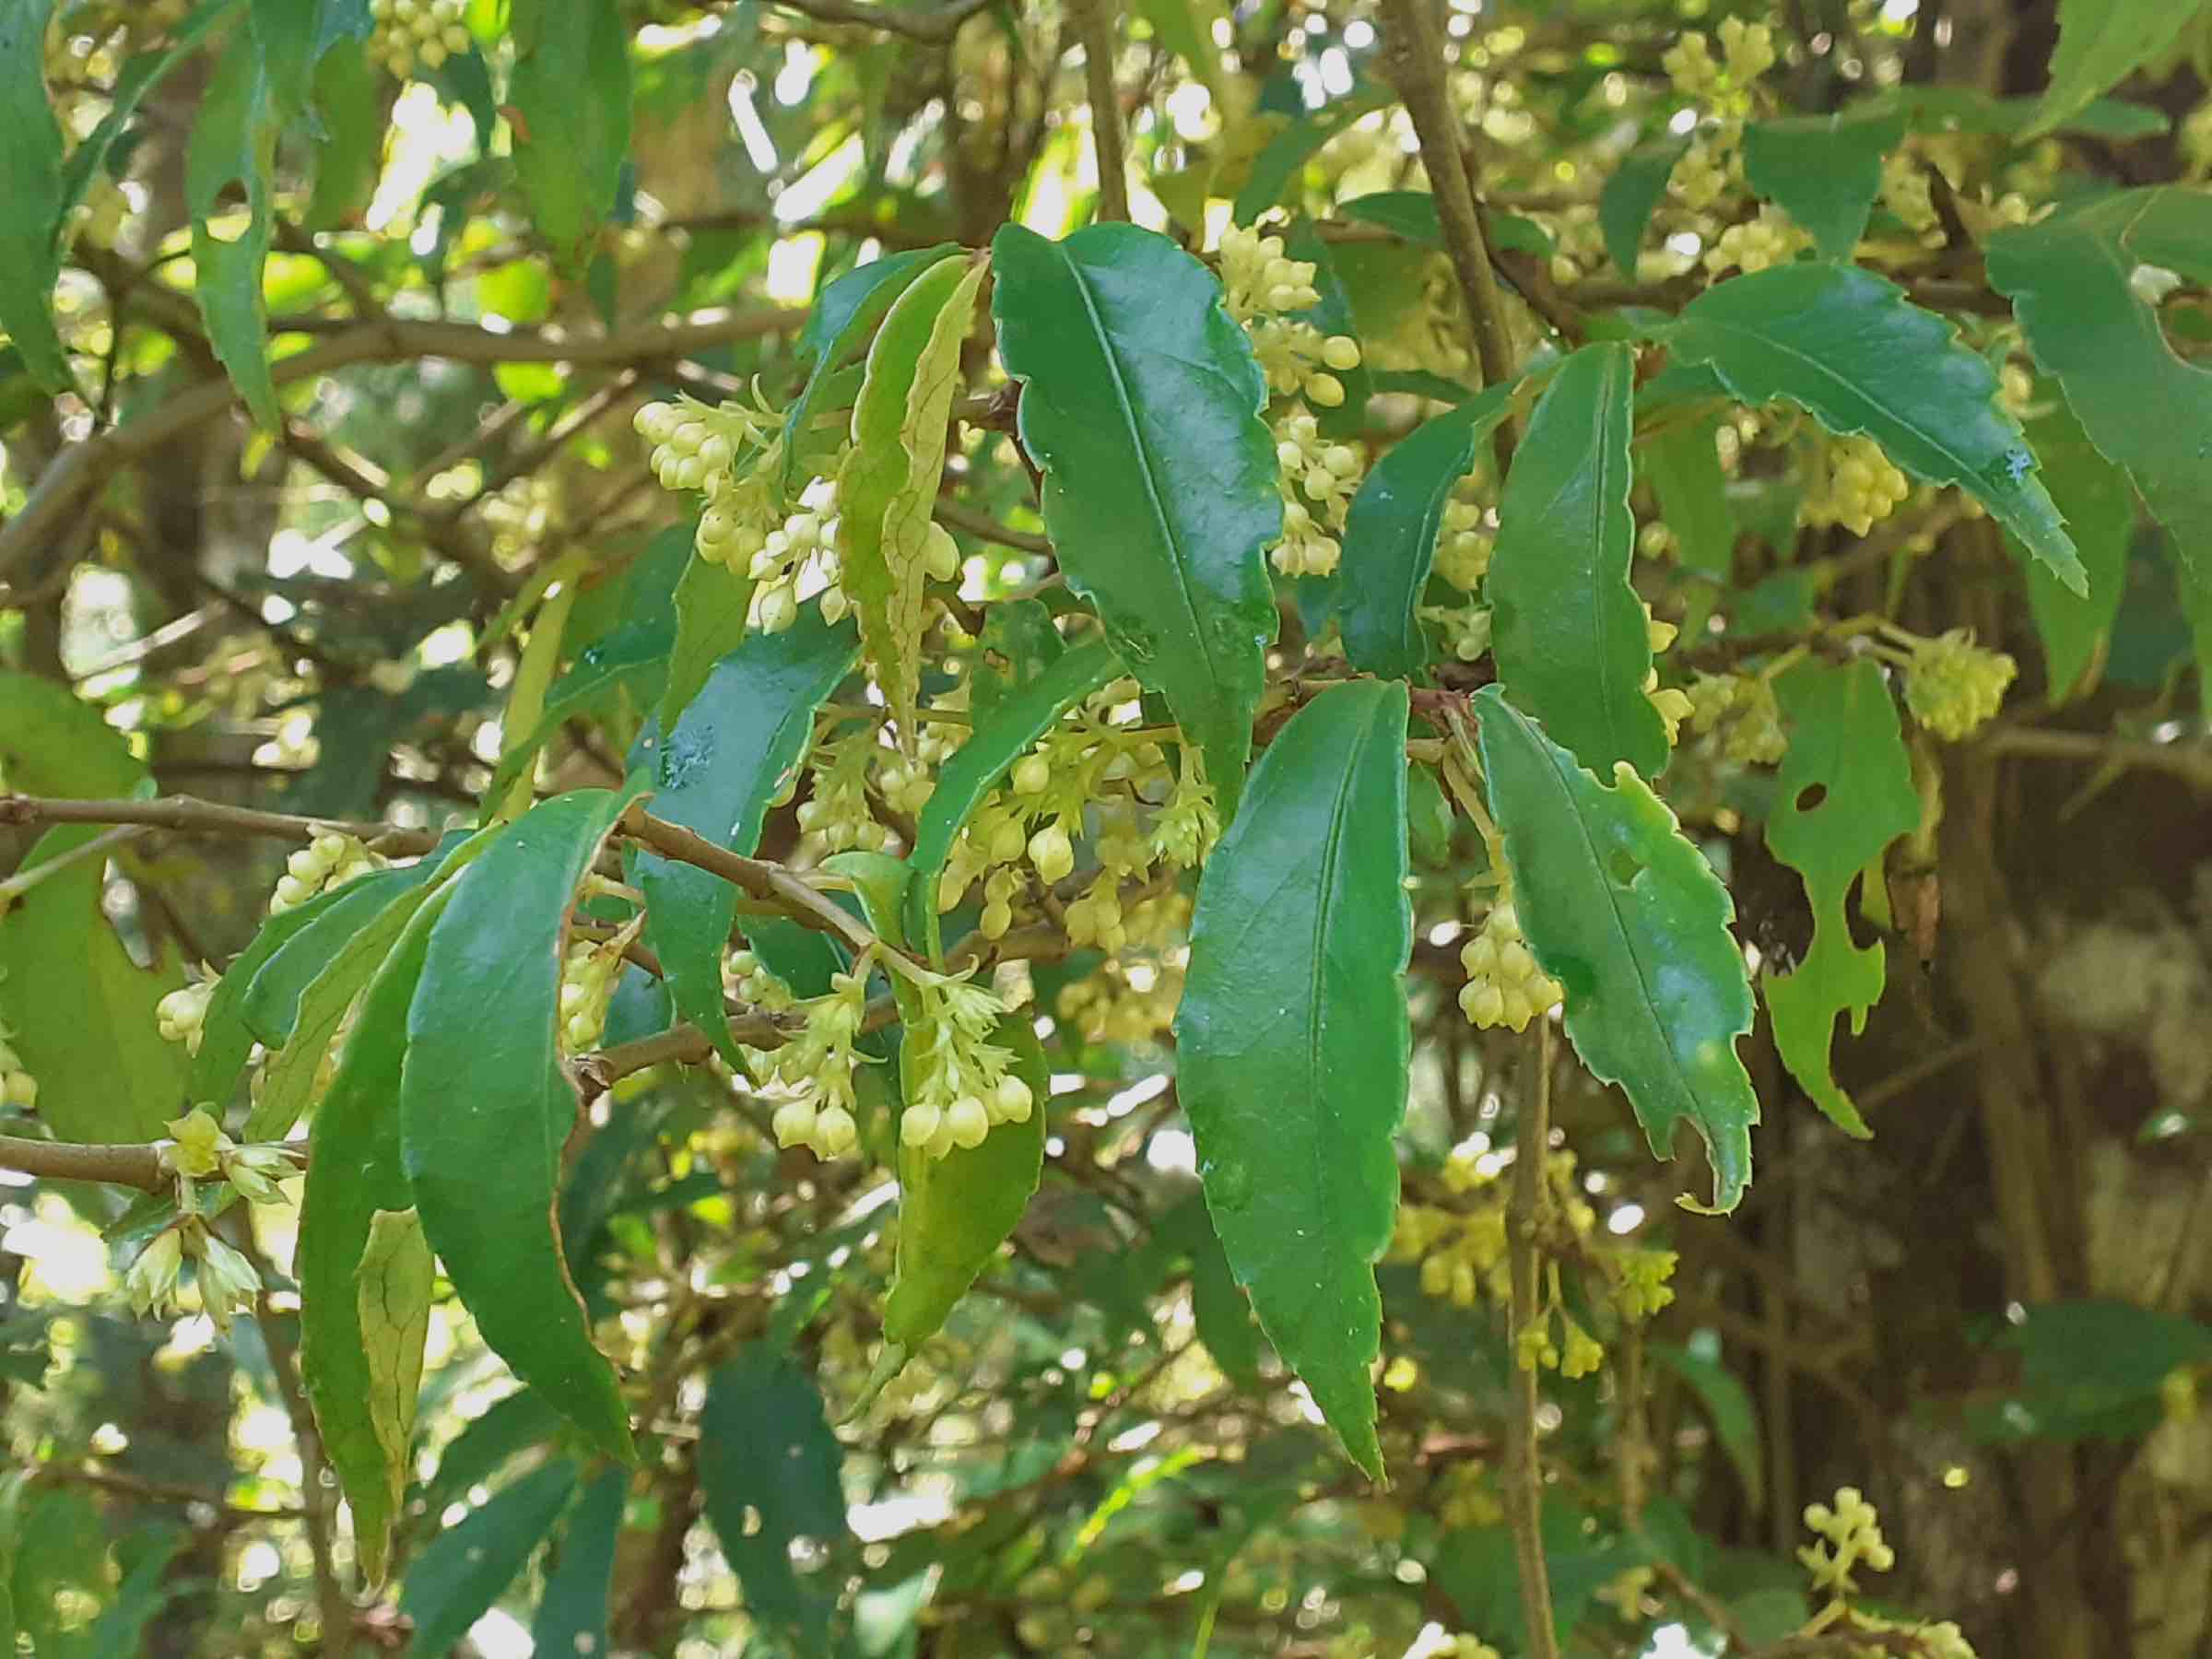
[0, 0, 68, 390]
[1233, 83, 1395, 224]
[186, 26, 282, 428]
[508, 0, 631, 269]
[1490, 343, 1668, 779]
[2026, 0, 2208, 139]
[838, 253, 985, 747]
[1474, 685, 1759, 1212]
[1665, 262, 2086, 594]
[1176, 680, 1411, 1477]
[1599, 136, 1690, 277]
[1762, 661, 1920, 1138]
[358, 1208, 434, 1541]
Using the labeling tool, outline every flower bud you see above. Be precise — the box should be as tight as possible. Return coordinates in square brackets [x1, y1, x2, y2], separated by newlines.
[772, 1099, 818, 1148]
[1321, 335, 1362, 371]
[900, 1100, 943, 1147]
[946, 1095, 990, 1148]
[1029, 824, 1075, 884]
[993, 1074, 1033, 1124]
[1011, 754, 1051, 795]
[813, 1105, 858, 1159]
[1305, 372, 1345, 407]
[126, 1229, 184, 1316]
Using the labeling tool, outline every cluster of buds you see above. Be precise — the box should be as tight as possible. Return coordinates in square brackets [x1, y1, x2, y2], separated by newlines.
[1270, 411, 1363, 577]
[1435, 1462, 1505, 1530]
[896, 976, 1029, 1160]
[0, 1026, 36, 1111]
[559, 924, 639, 1053]
[271, 833, 376, 914]
[1610, 1245, 1678, 1322]
[1515, 1301, 1606, 1378]
[1420, 599, 1493, 665]
[162, 1108, 295, 1206]
[1704, 206, 1810, 277]
[1664, 17, 1778, 100]
[797, 727, 894, 853]
[764, 967, 872, 1160]
[1055, 934, 1188, 1046]
[1434, 474, 1496, 592]
[1899, 627, 2017, 741]
[1685, 671, 1789, 765]
[631, 394, 823, 618]
[1798, 1487, 1896, 1595]
[367, 0, 471, 78]
[725, 948, 796, 1013]
[747, 474, 847, 635]
[1803, 433, 1912, 536]
[1882, 149, 1941, 238]
[1393, 1195, 1507, 1311]
[124, 1215, 263, 1334]
[156, 976, 218, 1055]
[1062, 818, 1156, 952]
[1217, 224, 1360, 407]
[1459, 900, 1564, 1032]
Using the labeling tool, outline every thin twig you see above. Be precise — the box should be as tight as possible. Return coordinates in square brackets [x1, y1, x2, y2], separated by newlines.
[0, 824, 147, 905]
[1979, 725, 2212, 791]
[1377, 0, 1517, 393]
[764, 0, 993, 41]
[0, 1135, 171, 1192]
[1075, 0, 1131, 223]
[0, 793, 421, 850]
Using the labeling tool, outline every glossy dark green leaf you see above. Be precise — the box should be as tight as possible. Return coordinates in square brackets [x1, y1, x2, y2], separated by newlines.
[1988, 189, 2212, 613]
[1652, 1342, 1764, 1512]
[1175, 680, 1411, 1477]
[1489, 343, 1667, 780]
[1232, 83, 1394, 223]
[1190, 1222, 1266, 1390]
[884, 1018, 1048, 1351]
[1473, 685, 1759, 1213]
[901, 635, 1121, 955]
[508, 0, 630, 268]
[1599, 136, 1690, 276]
[780, 243, 962, 498]
[485, 599, 680, 806]
[403, 784, 650, 1460]
[302, 42, 382, 230]
[531, 1466, 627, 1659]
[2015, 396, 2136, 700]
[657, 553, 752, 733]
[1665, 262, 2086, 594]
[636, 609, 858, 1065]
[2025, 0, 2202, 138]
[0, 828, 185, 1142]
[185, 25, 283, 428]
[298, 887, 451, 1586]
[1337, 383, 1515, 682]
[993, 222, 1280, 817]
[841, 254, 985, 745]
[0, 0, 69, 390]
[400, 1457, 579, 1654]
[1741, 113, 1904, 259]
[700, 1349, 846, 1645]
[1336, 191, 1551, 257]
[423, 1391, 564, 1515]
[241, 866, 444, 1048]
[1864, 84, 2171, 140]
[1641, 412, 1735, 579]
[1762, 661, 1919, 1138]
[1980, 1300, 2212, 1441]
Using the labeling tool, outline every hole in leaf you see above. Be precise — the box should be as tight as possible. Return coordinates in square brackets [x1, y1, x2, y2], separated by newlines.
[1843, 872, 1881, 951]
[1795, 782, 1828, 812]
[1607, 849, 1645, 887]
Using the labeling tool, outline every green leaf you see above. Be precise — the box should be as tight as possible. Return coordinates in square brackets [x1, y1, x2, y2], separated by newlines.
[1337, 191, 1552, 258]
[1981, 1300, 2212, 1441]
[401, 1457, 579, 1654]
[186, 24, 283, 428]
[423, 1391, 564, 1515]
[2015, 396, 2136, 700]
[1865, 84, 2171, 140]
[1641, 412, 1736, 580]
[0, 670, 146, 796]
[635, 609, 858, 1065]
[1337, 382, 1515, 681]
[1664, 262, 2087, 595]
[243, 867, 462, 1142]
[241, 865, 447, 1048]
[1762, 661, 1918, 1139]
[298, 888, 450, 1588]
[0, 828, 185, 1143]
[1473, 684, 1759, 1213]
[1489, 343, 1668, 780]
[901, 634, 1121, 957]
[1190, 1222, 1266, 1389]
[531, 1466, 627, 1659]
[700, 1349, 847, 1645]
[657, 554, 755, 732]
[0, 0, 68, 391]
[1652, 1341, 1765, 1512]
[484, 584, 684, 806]
[1175, 680, 1411, 1477]
[1232, 83, 1394, 224]
[1287, 218, 1373, 440]
[839, 253, 986, 746]
[302, 41, 382, 230]
[358, 1210, 434, 1532]
[1987, 190, 2212, 613]
[1133, 0, 1230, 99]
[2025, 0, 2206, 139]
[1741, 113, 1904, 260]
[1599, 136, 1690, 276]
[508, 0, 631, 269]
[781, 243, 962, 499]
[883, 1017, 1048, 1350]
[403, 784, 649, 1461]
[992, 222, 1281, 818]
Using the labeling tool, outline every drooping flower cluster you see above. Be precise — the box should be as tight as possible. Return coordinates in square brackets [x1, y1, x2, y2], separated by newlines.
[1458, 899, 1564, 1033]
[367, 0, 471, 78]
[896, 975, 1030, 1161]
[1686, 671, 1789, 765]
[1644, 610, 1697, 746]
[162, 1107, 295, 1206]
[271, 833, 377, 914]
[559, 923, 640, 1054]
[124, 1217, 263, 1333]
[156, 975, 217, 1055]
[1798, 1486, 1896, 1594]
[764, 965, 873, 1161]
[1802, 433, 1913, 536]
[1703, 206, 1811, 277]
[1270, 411, 1363, 577]
[1900, 627, 2017, 740]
